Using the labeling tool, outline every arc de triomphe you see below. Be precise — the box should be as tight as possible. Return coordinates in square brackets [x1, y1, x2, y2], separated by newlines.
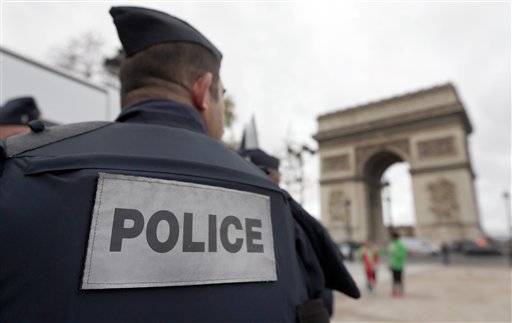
[314, 84, 483, 244]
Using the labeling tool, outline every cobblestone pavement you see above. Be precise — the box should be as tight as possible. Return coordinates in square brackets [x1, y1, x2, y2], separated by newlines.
[332, 257, 512, 322]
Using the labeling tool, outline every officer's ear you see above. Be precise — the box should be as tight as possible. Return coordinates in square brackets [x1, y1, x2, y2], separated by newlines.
[191, 72, 213, 113]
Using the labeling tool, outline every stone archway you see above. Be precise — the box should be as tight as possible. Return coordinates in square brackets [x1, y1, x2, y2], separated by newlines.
[314, 84, 483, 244]
[363, 150, 406, 243]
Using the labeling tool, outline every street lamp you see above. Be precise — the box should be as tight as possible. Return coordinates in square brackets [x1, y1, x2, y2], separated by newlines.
[503, 191, 511, 267]
[344, 200, 352, 240]
[381, 180, 393, 229]
[344, 200, 353, 260]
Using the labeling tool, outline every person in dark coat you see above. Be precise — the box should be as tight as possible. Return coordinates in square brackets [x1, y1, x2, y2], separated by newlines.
[0, 6, 358, 322]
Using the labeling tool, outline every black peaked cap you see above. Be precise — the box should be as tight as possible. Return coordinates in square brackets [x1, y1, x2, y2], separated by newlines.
[239, 149, 280, 171]
[110, 6, 222, 63]
[0, 97, 41, 125]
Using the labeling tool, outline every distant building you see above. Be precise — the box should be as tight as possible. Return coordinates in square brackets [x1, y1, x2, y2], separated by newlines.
[1, 47, 120, 123]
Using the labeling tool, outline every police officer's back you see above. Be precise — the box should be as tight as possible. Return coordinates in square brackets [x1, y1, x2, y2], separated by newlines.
[0, 7, 345, 322]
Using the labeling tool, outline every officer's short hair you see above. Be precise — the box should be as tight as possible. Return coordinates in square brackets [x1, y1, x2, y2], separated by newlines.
[119, 42, 220, 105]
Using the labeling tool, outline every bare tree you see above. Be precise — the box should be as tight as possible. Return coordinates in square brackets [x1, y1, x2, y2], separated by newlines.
[51, 31, 106, 81]
[222, 95, 238, 149]
[224, 95, 235, 129]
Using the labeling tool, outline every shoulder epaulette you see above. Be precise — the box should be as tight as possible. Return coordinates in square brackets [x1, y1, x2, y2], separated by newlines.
[5, 121, 112, 158]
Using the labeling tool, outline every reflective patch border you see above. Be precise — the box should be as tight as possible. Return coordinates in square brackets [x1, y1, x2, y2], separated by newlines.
[81, 173, 276, 290]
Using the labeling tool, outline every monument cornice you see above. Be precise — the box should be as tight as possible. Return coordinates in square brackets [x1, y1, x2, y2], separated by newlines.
[318, 83, 457, 121]
[410, 162, 475, 178]
[314, 104, 472, 145]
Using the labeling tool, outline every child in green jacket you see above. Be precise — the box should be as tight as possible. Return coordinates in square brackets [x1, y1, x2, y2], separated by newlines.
[387, 232, 407, 297]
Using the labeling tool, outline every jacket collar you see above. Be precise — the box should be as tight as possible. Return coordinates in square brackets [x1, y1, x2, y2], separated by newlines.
[116, 99, 209, 135]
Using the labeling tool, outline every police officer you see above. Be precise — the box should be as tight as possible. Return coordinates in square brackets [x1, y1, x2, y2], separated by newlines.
[239, 148, 281, 184]
[238, 148, 359, 317]
[0, 96, 56, 139]
[0, 6, 358, 322]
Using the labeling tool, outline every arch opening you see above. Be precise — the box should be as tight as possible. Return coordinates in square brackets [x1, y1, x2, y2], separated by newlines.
[363, 150, 415, 243]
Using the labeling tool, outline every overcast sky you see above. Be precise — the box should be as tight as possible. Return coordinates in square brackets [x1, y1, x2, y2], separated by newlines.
[1, 1, 510, 237]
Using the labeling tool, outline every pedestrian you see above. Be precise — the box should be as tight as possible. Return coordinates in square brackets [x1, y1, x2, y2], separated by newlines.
[388, 231, 407, 297]
[0, 6, 358, 322]
[358, 241, 380, 294]
[441, 242, 450, 265]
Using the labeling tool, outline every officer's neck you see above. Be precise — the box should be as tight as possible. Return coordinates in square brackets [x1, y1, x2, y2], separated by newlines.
[121, 81, 195, 111]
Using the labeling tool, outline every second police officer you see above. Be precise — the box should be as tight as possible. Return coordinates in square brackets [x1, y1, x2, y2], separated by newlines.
[239, 148, 360, 316]
[0, 96, 57, 140]
[0, 6, 359, 322]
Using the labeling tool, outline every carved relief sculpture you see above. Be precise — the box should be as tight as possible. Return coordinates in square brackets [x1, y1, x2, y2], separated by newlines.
[417, 137, 456, 159]
[329, 190, 349, 222]
[322, 154, 350, 172]
[427, 178, 459, 219]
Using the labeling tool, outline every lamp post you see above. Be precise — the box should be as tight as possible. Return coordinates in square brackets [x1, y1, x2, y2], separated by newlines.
[381, 180, 393, 229]
[503, 191, 511, 267]
[344, 200, 353, 260]
[345, 200, 352, 240]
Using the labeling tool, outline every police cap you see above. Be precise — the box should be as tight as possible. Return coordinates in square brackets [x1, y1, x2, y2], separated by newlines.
[0, 97, 40, 125]
[239, 149, 280, 172]
[110, 6, 222, 63]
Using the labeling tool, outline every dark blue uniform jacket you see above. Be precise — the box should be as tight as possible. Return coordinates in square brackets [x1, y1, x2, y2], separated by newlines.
[0, 100, 358, 322]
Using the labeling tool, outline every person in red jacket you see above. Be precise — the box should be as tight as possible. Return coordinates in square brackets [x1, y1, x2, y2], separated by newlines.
[358, 241, 380, 294]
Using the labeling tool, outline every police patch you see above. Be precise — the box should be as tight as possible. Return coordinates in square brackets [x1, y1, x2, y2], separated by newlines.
[81, 173, 276, 290]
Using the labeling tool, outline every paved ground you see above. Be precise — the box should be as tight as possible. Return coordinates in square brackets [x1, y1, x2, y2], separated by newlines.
[332, 256, 512, 322]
